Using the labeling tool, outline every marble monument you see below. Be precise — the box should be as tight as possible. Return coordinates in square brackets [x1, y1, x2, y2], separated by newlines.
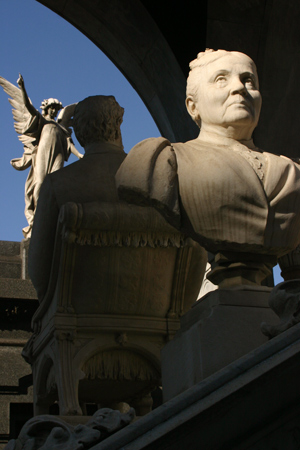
[0, 74, 83, 238]
[116, 49, 300, 289]
[25, 95, 205, 417]
[116, 49, 300, 397]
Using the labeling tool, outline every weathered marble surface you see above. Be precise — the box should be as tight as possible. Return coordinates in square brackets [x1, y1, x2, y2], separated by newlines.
[116, 49, 300, 288]
[25, 199, 205, 416]
[26, 95, 206, 416]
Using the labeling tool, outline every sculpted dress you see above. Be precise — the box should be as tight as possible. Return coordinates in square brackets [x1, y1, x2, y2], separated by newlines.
[11, 111, 73, 236]
[116, 137, 300, 258]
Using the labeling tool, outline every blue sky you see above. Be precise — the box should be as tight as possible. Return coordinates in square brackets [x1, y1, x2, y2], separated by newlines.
[0, 0, 283, 284]
[0, 0, 160, 242]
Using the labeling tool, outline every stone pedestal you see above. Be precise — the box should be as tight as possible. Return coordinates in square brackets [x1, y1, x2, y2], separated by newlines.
[161, 287, 278, 402]
[25, 202, 206, 416]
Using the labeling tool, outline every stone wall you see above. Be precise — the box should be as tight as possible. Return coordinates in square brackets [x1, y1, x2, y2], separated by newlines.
[0, 240, 37, 448]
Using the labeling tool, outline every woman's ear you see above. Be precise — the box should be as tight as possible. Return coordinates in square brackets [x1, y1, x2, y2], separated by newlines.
[186, 96, 201, 126]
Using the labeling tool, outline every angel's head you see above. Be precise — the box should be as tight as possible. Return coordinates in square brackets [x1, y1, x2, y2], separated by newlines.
[73, 95, 124, 147]
[41, 98, 63, 120]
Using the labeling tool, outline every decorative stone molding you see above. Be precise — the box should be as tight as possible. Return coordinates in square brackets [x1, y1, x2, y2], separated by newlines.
[4, 407, 135, 450]
[261, 280, 300, 338]
[278, 245, 300, 281]
[82, 349, 160, 382]
[59, 202, 192, 248]
[24, 201, 206, 415]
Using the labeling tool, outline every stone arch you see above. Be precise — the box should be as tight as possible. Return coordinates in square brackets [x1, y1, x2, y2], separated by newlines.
[74, 338, 162, 409]
[74, 338, 161, 377]
[37, 0, 199, 143]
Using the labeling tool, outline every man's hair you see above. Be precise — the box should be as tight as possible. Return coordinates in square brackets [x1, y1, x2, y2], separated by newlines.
[73, 95, 124, 146]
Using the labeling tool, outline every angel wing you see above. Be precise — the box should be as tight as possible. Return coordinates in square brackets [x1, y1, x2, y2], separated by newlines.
[0, 75, 37, 151]
[57, 103, 77, 129]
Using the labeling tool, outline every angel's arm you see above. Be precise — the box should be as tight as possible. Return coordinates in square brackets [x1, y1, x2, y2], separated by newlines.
[68, 137, 83, 159]
[17, 74, 37, 117]
[57, 104, 83, 159]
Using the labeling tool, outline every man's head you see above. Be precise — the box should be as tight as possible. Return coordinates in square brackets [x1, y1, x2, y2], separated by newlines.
[186, 49, 262, 139]
[73, 95, 124, 147]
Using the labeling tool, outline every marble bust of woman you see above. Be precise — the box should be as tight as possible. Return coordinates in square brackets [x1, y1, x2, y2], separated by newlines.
[116, 49, 300, 287]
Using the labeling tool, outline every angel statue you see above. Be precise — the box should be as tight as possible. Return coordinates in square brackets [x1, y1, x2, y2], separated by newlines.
[0, 74, 83, 238]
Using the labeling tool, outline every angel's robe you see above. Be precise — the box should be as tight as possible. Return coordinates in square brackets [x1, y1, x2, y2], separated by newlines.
[11, 111, 72, 237]
[116, 137, 300, 257]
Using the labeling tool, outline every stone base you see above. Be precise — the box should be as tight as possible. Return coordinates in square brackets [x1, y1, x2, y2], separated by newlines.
[57, 415, 92, 426]
[161, 287, 278, 402]
[208, 251, 276, 288]
[87, 324, 300, 450]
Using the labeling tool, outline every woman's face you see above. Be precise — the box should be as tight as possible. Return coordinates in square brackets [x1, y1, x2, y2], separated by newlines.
[187, 53, 262, 134]
[46, 105, 58, 120]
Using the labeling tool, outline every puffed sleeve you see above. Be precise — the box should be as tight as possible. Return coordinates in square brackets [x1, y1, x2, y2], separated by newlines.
[116, 137, 181, 230]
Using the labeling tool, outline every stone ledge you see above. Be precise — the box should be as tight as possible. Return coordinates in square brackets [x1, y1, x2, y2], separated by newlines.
[0, 338, 29, 347]
[0, 261, 21, 279]
[0, 241, 20, 257]
[0, 278, 37, 300]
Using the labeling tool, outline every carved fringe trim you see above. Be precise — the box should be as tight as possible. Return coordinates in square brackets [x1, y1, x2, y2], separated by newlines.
[82, 350, 159, 381]
[62, 230, 187, 248]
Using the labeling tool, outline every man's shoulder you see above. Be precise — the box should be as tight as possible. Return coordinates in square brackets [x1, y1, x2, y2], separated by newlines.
[50, 157, 84, 178]
[45, 157, 85, 194]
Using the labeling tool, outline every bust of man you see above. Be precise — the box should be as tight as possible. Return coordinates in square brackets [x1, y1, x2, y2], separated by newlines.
[116, 49, 300, 286]
[29, 95, 126, 301]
